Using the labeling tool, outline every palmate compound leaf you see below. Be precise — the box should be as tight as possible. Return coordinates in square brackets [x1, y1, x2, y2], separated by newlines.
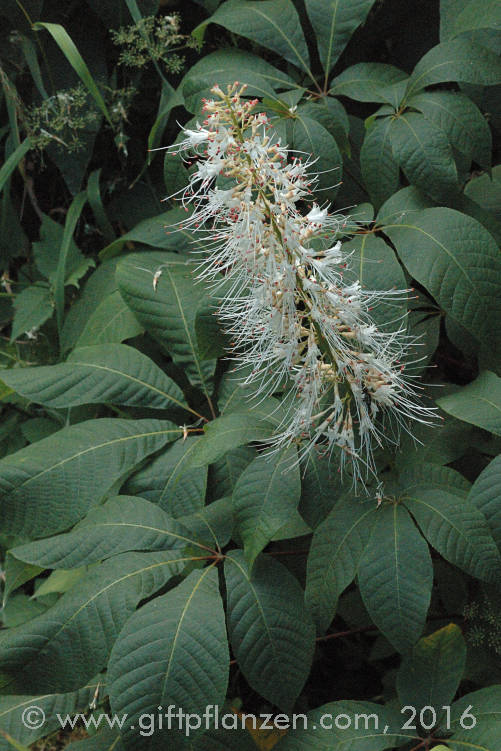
[0, 551, 190, 694]
[224, 550, 315, 711]
[116, 252, 216, 399]
[0, 419, 183, 538]
[399, 463, 501, 582]
[232, 446, 302, 566]
[1, 344, 189, 412]
[304, 0, 377, 78]
[305, 497, 379, 634]
[396, 624, 466, 723]
[274, 700, 406, 750]
[108, 567, 229, 751]
[9, 496, 215, 570]
[358, 504, 433, 653]
[383, 208, 501, 352]
[0, 678, 103, 751]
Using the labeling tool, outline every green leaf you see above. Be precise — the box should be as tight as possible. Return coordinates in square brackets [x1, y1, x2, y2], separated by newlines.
[33, 214, 94, 290]
[376, 185, 434, 225]
[11, 285, 53, 341]
[400, 463, 501, 582]
[306, 497, 378, 634]
[54, 191, 87, 336]
[450, 0, 501, 36]
[183, 72, 277, 115]
[108, 567, 229, 748]
[383, 208, 501, 350]
[0, 418, 182, 538]
[405, 39, 501, 98]
[125, 436, 207, 517]
[304, 0, 376, 77]
[117, 252, 216, 398]
[292, 114, 342, 200]
[194, 0, 313, 80]
[210, 445, 256, 498]
[87, 169, 115, 245]
[32, 23, 112, 126]
[446, 686, 501, 750]
[396, 624, 466, 722]
[296, 99, 350, 155]
[358, 504, 433, 653]
[232, 447, 301, 565]
[437, 371, 501, 435]
[340, 234, 408, 331]
[72, 291, 144, 349]
[10, 496, 210, 570]
[0, 551, 187, 693]
[408, 90, 492, 169]
[360, 117, 400, 208]
[189, 412, 275, 468]
[465, 165, 501, 224]
[181, 496, 234, 550]
[298, 453, 345, 529]
[468, 455, 501, 550]
[330, 63, 408, 102]
[389, 113, 459, 202]
[2, 556, 42, 604]
[2, 344, 188, 412]
[0, 139, 31, 196]
[0, 679, 101, 751]
[274, 700, 405, 750]
[225, 550, 315, 711]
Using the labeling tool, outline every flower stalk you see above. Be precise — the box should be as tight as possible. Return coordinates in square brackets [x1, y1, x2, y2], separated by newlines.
[163, 83, 435, 485]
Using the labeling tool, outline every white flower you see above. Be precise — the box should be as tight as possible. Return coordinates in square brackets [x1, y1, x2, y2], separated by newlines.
[165, 83, 436, 487]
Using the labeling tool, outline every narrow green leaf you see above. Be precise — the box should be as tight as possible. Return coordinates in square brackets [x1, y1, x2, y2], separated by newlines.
[2, 344, 188, 412]
[32, 23, 112, 125]
[225, 550, 315, 711]
[0, 551, 187, 693]
[437, 371, 501, 435]
[396, 624, 466, 720]
[389, 113, 459, 202]
[306, 498, 378, 634]
[304, 0, 376, 77]
[87, 169, 115, 244]
[108, 567, 229, 748]
[358, 504, 433, 653]
[54, 191, 87, 337]
[400, 463, 501, 582]
[233, 447, 301, 565]
[0, 139, 31, 196]
[383, 209, 501, 350]
[0, 418, 182, 538]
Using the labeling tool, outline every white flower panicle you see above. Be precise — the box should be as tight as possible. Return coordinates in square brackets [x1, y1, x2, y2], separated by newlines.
[165, 83, 435, 484]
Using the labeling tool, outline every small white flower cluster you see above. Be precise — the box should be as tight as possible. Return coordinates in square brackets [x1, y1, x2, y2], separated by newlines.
[166, 83, 434, 483]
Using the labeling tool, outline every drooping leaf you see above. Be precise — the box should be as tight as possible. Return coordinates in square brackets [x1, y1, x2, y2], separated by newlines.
[10, 496, 210, 570]
[400, 463, 501, 582]
[396, 624, 466, 722]
[389, 113, 459, 202]
[232, 447, 301, 565]
[108, 567, 229, 749]
[437, 371, 501, 435]
[194, 0, 312, 79]
[360, 117, 400, 208]
[0, 419, 182, 538]
[2, 344, 188, 412]
[306, 497, 378, 634]
[383, 209, 501, 350]
[0, 551, 188, 693]
[225, 550, 315, 711]
[304, 0, 376, 77]
[358, 504, 433, 653]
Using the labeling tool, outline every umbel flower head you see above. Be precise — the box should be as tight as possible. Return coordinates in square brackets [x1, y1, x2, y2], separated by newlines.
[164, 83, 435, 485]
